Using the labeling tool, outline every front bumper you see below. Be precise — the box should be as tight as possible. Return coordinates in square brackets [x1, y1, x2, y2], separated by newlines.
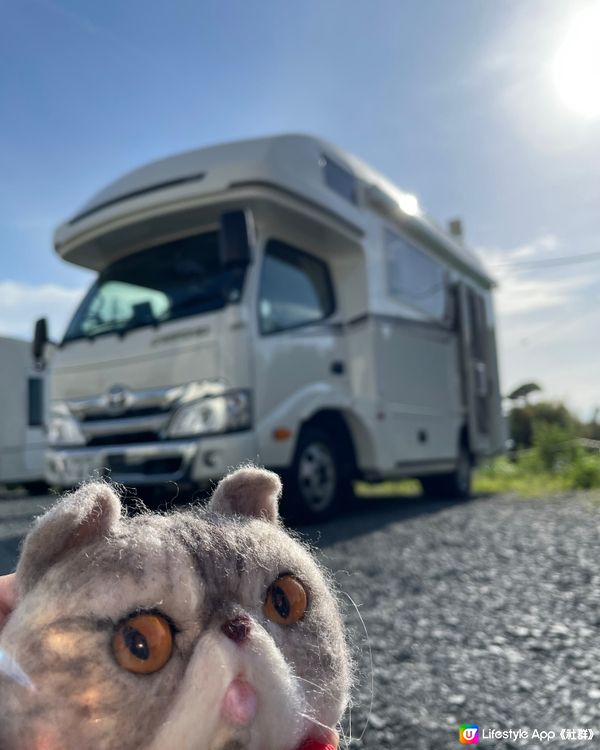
[46, 431, 258, 488]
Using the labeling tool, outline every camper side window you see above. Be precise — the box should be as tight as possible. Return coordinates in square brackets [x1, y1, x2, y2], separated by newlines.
[385, 229, 447, 321]
[259, 241, 335, 334]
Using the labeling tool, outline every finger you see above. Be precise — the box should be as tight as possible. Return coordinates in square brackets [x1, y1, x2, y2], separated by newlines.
[0, 573, 17, 626]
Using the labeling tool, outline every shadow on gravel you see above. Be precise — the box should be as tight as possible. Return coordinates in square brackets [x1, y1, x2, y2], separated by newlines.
[0, 490, 497, 572]
[298, 492, 495, 547]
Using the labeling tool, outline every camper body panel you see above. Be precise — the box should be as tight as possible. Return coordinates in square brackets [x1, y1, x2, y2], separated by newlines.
[0, 338, 46, 486]
[372, 317, 462, 468]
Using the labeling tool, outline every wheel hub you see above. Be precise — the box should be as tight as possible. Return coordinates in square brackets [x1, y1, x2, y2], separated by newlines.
[298, 442, 337, 512]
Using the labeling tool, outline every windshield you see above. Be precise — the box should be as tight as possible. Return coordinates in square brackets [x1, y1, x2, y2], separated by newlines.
[63, 231, 246, 342]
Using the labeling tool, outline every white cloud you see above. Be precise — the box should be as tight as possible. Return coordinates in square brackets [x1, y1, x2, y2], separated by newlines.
[480, 233, 590, 316]
[477, 235, 600, 418]
[497, 232, 559, 261]
[0, 280, 84, 341]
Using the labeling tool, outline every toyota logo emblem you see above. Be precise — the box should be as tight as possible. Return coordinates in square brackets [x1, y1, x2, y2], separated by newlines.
[105, 384, 131, 416]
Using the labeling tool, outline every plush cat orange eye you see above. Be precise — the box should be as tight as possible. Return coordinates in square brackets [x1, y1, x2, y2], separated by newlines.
[264, 575, 308, 625]
[112, 613, 174, 674]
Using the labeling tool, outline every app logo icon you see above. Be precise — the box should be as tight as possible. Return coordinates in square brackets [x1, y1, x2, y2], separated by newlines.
[459, 724, 480, 744]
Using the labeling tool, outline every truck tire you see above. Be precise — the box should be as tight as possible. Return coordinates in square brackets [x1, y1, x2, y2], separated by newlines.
[282, 426, 351, 522]
[420, 442, 472, 500]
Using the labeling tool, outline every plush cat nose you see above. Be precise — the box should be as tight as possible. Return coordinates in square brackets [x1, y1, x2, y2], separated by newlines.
[221, 614, 251, 644]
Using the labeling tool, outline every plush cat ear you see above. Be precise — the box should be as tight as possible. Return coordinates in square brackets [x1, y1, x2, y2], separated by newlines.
[17, 482, 122, 594]
[208, 466, 282, 523]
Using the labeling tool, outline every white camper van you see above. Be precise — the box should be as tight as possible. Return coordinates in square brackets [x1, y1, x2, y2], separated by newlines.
[0, 337, 47, 492]
[38, 135, 504, 519]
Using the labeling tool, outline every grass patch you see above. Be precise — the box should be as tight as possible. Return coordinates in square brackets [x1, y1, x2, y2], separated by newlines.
[474, 444, 600, 496]
[472, 460, 572, 496]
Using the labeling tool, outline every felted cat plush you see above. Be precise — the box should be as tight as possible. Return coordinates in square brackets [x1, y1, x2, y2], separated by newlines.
[0, 467, 350, 750]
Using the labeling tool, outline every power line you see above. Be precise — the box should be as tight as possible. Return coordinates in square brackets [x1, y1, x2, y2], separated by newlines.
[489, 250, 600, 270]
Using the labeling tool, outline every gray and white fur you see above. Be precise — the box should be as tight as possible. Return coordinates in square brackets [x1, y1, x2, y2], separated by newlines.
[0, 467, 350, 750]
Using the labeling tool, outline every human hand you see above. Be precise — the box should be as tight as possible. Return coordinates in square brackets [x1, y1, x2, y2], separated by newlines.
[0, 574, 16, 629]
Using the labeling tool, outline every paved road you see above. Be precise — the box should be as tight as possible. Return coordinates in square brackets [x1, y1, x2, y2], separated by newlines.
[3, 489, 600, 749]
[0, 488, 450, 575]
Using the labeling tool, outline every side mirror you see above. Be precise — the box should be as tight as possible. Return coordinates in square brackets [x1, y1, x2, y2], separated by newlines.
[219, 210, 253, 268]
[32, 317, 49, 368]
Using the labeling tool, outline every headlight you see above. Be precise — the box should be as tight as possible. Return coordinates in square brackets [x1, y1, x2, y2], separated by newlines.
[166, 390, 251, 438]
[48, 403, 85, 447]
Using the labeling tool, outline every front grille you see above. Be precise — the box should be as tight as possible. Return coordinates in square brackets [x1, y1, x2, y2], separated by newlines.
[66, 381, 224, 447]
[82, 406, 169, 423]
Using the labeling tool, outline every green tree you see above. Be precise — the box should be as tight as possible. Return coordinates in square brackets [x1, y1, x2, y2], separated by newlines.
[507, 382, 542, 405]
[509, 401, 578, 449]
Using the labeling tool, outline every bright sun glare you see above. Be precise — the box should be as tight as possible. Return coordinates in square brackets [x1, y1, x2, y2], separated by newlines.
[554, 3, 600, 117]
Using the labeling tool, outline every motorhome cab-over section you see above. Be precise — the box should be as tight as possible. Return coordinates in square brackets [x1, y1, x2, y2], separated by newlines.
[39, 134, 504, 520]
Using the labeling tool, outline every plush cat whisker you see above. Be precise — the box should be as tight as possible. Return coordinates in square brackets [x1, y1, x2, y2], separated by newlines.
[298, 711, 338, 733]
[294, 673, 336, 696]
[339, 590, 374, 745]
[0, 646, 36, 692]
[336, 722, 351, 750]
[0, 467, 351, 750]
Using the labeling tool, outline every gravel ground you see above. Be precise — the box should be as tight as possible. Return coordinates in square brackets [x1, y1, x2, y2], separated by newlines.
[3, 490, 600, 749]
[303, 491, 600, 749]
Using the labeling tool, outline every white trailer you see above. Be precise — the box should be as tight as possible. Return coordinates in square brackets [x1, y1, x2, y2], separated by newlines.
[0, 337, 47, 491]
[38, 134, 504, 519]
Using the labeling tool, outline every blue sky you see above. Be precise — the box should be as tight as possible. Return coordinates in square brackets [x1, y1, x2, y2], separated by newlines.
[1, 0, 599, 415]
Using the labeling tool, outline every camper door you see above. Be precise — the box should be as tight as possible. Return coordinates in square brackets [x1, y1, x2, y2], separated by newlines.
[457, 282, 494, 455]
